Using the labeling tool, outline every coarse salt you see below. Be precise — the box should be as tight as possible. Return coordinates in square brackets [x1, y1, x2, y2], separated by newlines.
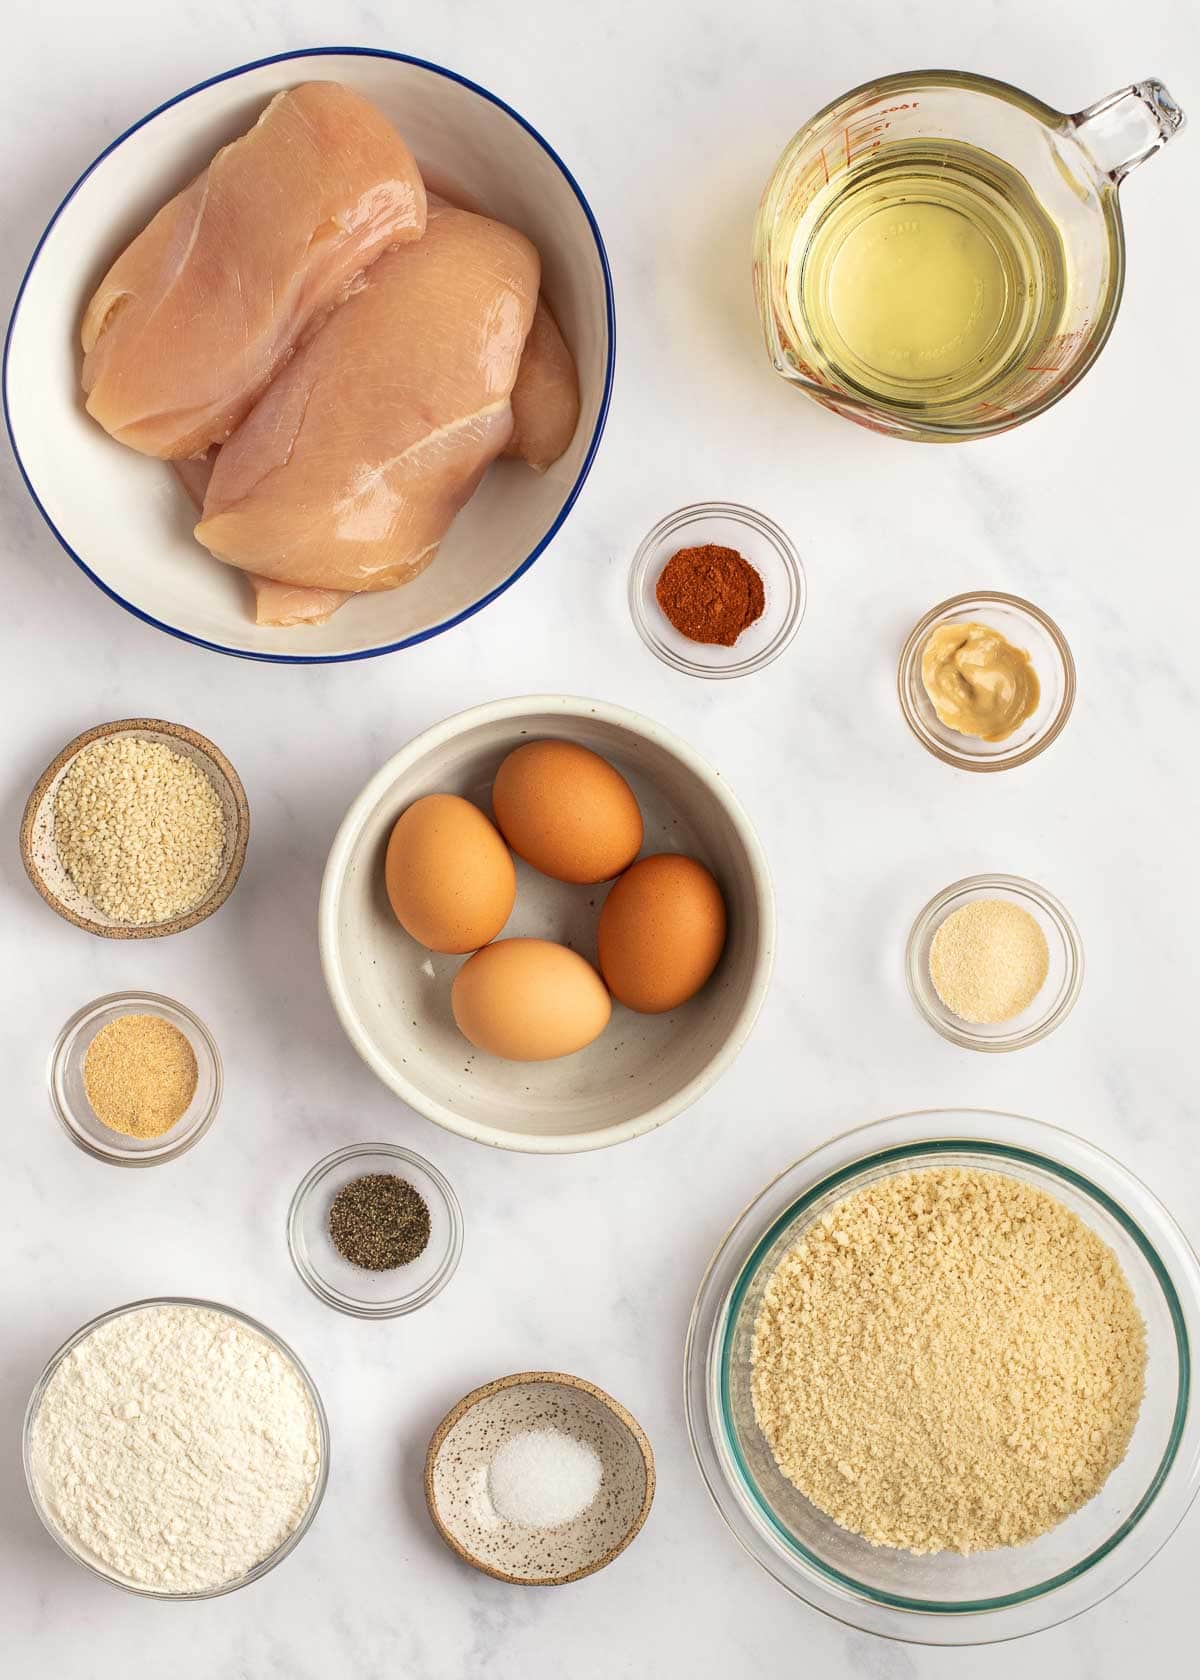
[486, 1428, 602, 1528]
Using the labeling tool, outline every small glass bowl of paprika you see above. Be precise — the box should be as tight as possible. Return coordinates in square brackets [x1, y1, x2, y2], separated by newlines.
[629, 502, 805, 678]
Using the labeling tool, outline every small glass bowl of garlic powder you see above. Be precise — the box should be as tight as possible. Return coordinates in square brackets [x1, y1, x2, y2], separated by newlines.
[49, 991, 222, 1165]
[906, 873, 1083, 1051]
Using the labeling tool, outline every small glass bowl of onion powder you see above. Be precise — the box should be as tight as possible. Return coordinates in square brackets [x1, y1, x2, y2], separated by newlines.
[287, 1143, 463, 1318]
[49, 991, 222, 1165]
[906, 873, 1084, 1052]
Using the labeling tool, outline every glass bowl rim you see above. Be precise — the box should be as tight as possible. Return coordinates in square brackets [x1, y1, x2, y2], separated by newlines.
[47, 990, 223, 1165]
[22, 1295, 330, 1598]
[628, 500, 806, 679]
[287, 1141, 464, 1318]
[896, 591, 1076, 771]
[684, 1110, 1200, 1644]
[905, 873, 1084, 1051]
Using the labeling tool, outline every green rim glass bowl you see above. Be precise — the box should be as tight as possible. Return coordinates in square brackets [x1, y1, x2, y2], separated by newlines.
[23, 1297, 329, 1598]
[684, 1111, 1200, 1645]
[320, 695, 775, 1154]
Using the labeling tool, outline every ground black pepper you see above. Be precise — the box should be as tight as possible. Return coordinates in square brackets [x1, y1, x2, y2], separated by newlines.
[328, 1173, 431, 1270]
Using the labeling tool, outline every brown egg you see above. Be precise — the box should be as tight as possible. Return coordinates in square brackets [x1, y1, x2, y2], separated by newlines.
[385, 794, 515, 954]
[451, 938, 612, 1060]
[491, 739, 643, 884]
[597, 854, 727, 1013]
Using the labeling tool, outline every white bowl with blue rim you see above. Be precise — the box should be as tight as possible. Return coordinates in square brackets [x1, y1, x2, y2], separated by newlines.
[3, 48, 614, 663]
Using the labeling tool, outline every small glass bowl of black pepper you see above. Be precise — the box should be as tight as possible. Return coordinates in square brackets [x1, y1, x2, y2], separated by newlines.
[629, 502, 806, 678]
[287, 1143, 463, 1318]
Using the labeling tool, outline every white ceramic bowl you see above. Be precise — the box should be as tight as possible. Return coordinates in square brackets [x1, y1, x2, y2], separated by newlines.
[3, 48, 614, 663]
[319, 697, 775, 1153]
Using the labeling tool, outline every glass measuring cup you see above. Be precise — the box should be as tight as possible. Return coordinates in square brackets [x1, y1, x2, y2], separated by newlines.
[754, 71, 1185, 441]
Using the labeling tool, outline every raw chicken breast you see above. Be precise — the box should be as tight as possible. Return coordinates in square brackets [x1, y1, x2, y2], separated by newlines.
[248, 578, 350, 626]
[82, 82, 426, 458]
[503, 297, 581, 471]
[171, 450, 218, 510]
[423, 192, 579, 469]
[194, 205, 539, 598]
[172, 453, 347, 623]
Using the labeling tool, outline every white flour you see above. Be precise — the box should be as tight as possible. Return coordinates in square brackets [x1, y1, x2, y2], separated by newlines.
[31, 1303, 321, 1592]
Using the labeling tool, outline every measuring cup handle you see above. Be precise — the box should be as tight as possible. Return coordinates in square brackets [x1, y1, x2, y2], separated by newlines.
[1071, 81, 1186, 182]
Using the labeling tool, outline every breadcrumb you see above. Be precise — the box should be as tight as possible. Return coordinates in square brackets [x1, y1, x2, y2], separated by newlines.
[751, 1167, 1146, 1554]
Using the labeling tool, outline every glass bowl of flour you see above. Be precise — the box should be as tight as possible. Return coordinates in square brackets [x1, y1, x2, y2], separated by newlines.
[23, 1297, 329, 1597]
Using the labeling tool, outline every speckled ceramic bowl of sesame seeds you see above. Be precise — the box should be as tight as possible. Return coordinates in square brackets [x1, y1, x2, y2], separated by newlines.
[425, 1371, 654, 1585]
[20, 718, 249, 939]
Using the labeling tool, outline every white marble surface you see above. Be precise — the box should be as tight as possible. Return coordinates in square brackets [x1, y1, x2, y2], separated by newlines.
[3, 0, 1198, 1672]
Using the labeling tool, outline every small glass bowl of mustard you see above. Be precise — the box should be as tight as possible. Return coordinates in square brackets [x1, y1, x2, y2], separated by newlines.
[898, 592, 1075, 771]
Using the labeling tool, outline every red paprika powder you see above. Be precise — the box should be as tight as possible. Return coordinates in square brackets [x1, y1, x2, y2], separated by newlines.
[655, 543, 765, 647]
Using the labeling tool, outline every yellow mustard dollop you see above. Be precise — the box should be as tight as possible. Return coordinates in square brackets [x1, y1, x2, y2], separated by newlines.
[920, 622, 1040, 742]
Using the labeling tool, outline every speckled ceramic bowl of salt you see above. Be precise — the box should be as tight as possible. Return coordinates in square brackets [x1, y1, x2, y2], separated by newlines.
[424, 1371, 654, 1585]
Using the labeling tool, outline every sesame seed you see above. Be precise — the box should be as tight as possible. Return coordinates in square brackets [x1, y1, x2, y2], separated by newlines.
[54, 736, 226, 925]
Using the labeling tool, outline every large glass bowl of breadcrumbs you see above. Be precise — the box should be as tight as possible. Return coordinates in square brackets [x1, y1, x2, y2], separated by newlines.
[684, 1111, 1200, 1644]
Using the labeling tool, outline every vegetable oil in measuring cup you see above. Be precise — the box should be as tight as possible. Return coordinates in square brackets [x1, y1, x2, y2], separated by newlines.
[782, 139, 1070, 419]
